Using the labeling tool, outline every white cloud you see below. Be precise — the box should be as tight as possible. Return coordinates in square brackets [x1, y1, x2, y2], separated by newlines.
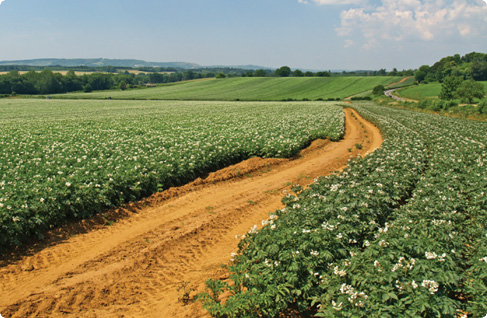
[335, 0, 487, 49]
[0, 0, 5, 5]
[344, 39, 355, 48]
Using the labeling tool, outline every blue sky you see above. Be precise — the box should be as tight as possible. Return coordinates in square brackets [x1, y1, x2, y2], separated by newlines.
[0, 0, 486, 70]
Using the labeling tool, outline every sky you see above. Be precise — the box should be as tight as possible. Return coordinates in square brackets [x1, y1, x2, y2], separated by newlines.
[0, 0, 486, 71]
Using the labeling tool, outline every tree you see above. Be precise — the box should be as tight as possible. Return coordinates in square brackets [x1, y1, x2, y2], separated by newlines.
[304, 71, 314, 77]
[83, 83, 93, 93]
[415, 65, 430, 83]
[119, 81, 127, 90]
[149, 72, 165, 83]
[455, 79, 485, 104]
[440, 76, 462, 100]
[36, 70, 62, 94]
[316, 71, 331, 77]
[388, 68, 398, 76]
[478, 99, 487, 114]
[84, 73, 113, 91]
[216, 73, 226, 79]
[0, 77, 12, 94]
[372, 85, 385, 96]
[62, 70, 83, 91]
[183, 70, 195, 81]
[293, 69, 304, 77]
[275, 66, 291, 77]
[471, 61, 487, 81]
[254, 69, 267, 77]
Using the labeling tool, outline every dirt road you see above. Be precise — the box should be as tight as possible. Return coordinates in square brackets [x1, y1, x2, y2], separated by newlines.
[0, 108, 382, 318]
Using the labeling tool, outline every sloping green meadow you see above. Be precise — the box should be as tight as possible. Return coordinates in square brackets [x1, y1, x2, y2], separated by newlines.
[55, 77, 403, 101]
[0, 99, 345, 248]
[396, 83, 442, 100]
[397, 81, 487, 101]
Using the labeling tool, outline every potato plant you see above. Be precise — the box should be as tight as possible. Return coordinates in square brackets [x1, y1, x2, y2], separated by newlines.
[0, 99, 344, 249]
[199, 102, 487, 318]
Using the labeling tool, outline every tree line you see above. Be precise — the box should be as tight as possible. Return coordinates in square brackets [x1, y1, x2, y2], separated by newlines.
[0, 69, 217, 95]
[415, 52, 487, 83]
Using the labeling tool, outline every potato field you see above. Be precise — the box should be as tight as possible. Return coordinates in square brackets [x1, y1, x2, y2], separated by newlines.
[0, 99, 344, 248]
[199, 102, 487, 318]
[1, 89, 486, 318]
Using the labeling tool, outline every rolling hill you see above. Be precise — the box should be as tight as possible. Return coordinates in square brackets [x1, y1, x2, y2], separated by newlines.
[56, 76, 403, 101]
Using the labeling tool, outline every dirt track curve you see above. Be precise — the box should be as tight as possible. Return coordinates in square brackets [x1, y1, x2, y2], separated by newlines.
[0, 108, 382, 318]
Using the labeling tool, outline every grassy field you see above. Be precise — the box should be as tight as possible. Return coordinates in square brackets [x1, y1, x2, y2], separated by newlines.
[395, 83, 441, 100]
[53, 76, 404, 101]
[397, 81, 487, 101]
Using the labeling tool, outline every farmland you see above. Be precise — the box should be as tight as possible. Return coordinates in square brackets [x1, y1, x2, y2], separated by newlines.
[54, 76, 403, 101]
[1, 75, 486, 318]
[0, 99, 344, 248]
[200, 101, 487, 317]
[0, 106, 380, 318]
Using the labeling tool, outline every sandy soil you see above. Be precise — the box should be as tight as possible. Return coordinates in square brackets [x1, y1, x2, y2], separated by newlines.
[388, 76, 412, 87]
[0, 108, 382, 318]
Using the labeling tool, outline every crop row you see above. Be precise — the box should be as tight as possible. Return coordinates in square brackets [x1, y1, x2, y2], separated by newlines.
[0, 99, 344, 250]
[199, 102, 487, 317]
[56, 77, 403, 101]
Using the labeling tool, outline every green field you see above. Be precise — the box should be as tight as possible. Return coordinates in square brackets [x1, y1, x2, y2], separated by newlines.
[396, 83, 442, 100]
[54, 77, 403, 101]
[0, 98, 344, 248]
[397, 81, 487, 101]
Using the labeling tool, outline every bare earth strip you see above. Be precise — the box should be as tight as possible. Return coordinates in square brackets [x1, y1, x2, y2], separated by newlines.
[0, 108, 382, 318]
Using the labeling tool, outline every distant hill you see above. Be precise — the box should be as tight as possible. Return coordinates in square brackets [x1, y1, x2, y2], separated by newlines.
[207, 64, 272, 70]
[0, 58, 201, 69]
[0, 58, 272, 70]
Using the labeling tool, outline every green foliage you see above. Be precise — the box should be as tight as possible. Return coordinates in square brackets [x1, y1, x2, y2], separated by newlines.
[199, 102, 487, 317]
[418, 99, 459, 111]
[83, 83, 93, 93]
[372, 85, 385, 96]
[455, 79, 485, 104]
[0, 68, 218, 95]
[350, 96, 372, 101]
[478, 99, 487, 114]
[315, 71, 331, 77]
[440, 76, 462, 100]
[216, 73, 226, 79]
[471, 60, 487, 81]
[253, 69, 267, 77]
[414, 65, 430, 83]
[293, 69, 304, 77]
[417, 51, 487, 82]
[275, 66, 291, 77]
[0, 99, 345, 249]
